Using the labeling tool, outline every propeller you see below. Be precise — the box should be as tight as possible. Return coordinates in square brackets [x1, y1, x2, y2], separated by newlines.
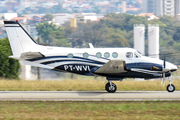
[161, 56, 166, 86]
[149, 52, 177, 86]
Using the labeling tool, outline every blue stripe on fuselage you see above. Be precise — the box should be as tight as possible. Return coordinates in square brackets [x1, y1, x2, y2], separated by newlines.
[126, 62, 162, 71]
[27, 56, 106, 65]
[41, 60, 105, 65]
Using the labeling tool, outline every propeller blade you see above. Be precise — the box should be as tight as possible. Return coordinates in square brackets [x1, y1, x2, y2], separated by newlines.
[163, 56, 166, 68]
[162, 55, 166, 86]
[163, 72, 165, 86]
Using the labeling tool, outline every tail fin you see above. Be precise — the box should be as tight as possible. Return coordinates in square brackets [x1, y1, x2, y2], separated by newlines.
[4, 21, 40, 56]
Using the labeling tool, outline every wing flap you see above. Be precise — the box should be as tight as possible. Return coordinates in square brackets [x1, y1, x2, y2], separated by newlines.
[95, 60, 127, 74]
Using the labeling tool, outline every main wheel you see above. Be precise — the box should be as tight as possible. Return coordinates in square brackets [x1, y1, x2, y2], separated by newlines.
[105, 82, 117, 93]
[167, 84, 175, 92]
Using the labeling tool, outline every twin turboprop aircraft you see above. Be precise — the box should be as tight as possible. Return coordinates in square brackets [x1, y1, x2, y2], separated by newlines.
[4, 21, 177, 93]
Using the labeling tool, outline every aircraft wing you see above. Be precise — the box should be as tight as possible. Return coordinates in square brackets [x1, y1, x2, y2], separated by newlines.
[94, 60, 127, 74]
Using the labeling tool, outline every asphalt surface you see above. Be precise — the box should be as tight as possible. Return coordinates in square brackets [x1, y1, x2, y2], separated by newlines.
[0, 91, 179, 101]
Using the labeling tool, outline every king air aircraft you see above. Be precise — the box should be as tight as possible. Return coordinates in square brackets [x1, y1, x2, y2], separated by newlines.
[4, 21, 178, 93]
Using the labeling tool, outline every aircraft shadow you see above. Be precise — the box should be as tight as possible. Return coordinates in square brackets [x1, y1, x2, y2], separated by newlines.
[76, 91, 161, 97]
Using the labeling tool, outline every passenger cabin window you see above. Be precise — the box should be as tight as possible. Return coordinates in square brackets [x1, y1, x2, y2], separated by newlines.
[126, 52, 133, 58]
[96, 52, 102, 58]
[83, 53, 89, 58]
[112, 52, 118, 58]
[67, 53, 73, 58]
[104, 52, 110, 58]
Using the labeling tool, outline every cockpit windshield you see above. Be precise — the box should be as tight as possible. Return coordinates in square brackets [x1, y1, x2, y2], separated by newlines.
[137, 51, 142, 56]
[135, 51, 142, 58]
[126, 51, 142, 58]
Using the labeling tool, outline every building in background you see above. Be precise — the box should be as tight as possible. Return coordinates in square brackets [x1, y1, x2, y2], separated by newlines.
[143, 0, 180, 17]
[134, 24, 145, 55]
[175, 0, 180, 16]
[4, 13, 17, 20]
[71, 18, 77, 28]
[122, 1, 126, 13]
[137, 13, 159, 20]
[54, 13, 75, 26]
[148, 24, 159, 58]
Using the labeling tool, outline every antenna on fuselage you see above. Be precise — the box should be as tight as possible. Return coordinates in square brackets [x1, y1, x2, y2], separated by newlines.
[89, 43, 94, 49]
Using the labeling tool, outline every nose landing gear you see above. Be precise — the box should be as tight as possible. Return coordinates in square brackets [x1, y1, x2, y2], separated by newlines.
[105, 81, 117, 93]
[167, 76, 175, 92]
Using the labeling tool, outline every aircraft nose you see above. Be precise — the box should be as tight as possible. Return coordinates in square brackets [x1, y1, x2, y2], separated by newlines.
[165, 62, 177, 72]
[170, 63, 178, 71]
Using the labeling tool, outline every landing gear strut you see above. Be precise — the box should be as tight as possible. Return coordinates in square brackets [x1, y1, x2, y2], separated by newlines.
[105, 81, 117, 93]
[166, 75, 175, 92]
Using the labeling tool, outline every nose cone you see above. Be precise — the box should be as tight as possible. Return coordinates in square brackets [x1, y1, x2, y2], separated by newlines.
[164, 62, 177, 72]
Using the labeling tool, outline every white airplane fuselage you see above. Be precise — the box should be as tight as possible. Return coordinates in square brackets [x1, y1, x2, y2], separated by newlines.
[12, 45, 177, 79]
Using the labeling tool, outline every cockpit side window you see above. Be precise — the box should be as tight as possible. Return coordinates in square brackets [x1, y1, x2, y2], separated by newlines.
[126, 52, 133, 58]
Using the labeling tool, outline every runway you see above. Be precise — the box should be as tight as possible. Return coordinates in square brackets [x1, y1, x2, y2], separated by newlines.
[0, 91, 180, 101]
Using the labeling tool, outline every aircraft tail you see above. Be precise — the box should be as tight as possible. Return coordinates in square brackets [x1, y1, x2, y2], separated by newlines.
[4, 21, 41, 57]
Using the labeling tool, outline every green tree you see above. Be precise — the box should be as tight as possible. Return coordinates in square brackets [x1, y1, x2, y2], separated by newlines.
[0, 38, 20, 79]
[36, 22, 56, 44]
[36, 21, 70, 47]
[42, 13, 54, 21]
[100, 28, 130, 47]
[63, 22, 84, 48]
[48, 31, 70, 47]
[173, 27, 180, 42]
[81, 21, 105, 47]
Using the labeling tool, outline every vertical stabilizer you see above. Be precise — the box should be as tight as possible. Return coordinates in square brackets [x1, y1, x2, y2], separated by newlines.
[4, 21, 40, 56]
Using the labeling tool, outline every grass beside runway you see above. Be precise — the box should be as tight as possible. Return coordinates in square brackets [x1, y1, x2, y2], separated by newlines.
[0, 78, 179, 91]
[0, 101, 180, 120]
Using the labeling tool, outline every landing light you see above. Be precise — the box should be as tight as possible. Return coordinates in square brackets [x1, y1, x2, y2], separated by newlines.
[152, 66, 159, 70]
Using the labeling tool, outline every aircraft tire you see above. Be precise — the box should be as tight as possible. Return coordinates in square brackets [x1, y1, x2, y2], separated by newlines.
[105, 82, 117, 93]
[167, 84, 175, 92]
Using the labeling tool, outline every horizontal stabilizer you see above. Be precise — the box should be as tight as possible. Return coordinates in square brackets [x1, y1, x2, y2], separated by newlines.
[95, 60, 127, 74]
[20, 52, 45, 59]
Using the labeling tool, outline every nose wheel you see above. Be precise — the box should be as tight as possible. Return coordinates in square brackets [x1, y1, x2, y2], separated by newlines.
[167, 84, 175, 92]
[166, 75, 175, 92]
[105, 81, 117, 93]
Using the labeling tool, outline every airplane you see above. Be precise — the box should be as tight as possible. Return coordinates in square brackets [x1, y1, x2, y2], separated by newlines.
[3, 20, 178, 93]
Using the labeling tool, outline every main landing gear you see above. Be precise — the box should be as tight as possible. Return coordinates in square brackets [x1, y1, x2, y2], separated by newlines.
[105, 81, 117, 93]
[166, 76, 175, 92]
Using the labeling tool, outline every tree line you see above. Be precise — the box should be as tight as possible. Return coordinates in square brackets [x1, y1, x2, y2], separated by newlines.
[0, 38, 20, 79]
